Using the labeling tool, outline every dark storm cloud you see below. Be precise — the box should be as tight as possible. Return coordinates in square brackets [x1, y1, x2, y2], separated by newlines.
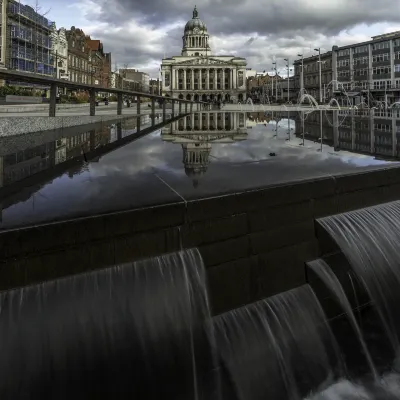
[92, 0, 400, 36]
[81, 0, 400, 77]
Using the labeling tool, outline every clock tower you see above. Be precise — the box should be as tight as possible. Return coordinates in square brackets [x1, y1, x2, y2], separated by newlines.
[181, 6, 211, 56]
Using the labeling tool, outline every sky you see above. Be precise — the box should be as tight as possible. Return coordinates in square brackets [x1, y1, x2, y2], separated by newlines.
[36, 0, 400, 78]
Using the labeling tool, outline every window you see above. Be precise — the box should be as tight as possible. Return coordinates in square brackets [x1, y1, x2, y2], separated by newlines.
[372, 53, 389, 62]
[394, 39, 400, 47]
[395, 64, 400, 72]
[338, 49, 350, 56]
[373, 66, 391, 74]
[337, 59, 350, 67]
[354, 45, 368, 54]
[354, 68, 368, 76]
[353, 56, 368, 65]
[372, 41, 390, 50]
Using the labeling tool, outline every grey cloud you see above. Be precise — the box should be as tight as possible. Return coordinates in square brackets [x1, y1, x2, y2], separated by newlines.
[82, 0, 400, 77]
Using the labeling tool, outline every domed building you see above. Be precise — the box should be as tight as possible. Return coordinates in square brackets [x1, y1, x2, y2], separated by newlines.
[161, 6, 247, 103]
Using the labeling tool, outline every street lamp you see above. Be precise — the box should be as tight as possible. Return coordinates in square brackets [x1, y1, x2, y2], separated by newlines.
[298, 53, 304, 95]
[314, 48, 322, 104]
[284, 58, 290, 102]
[272, 61, 277, 100]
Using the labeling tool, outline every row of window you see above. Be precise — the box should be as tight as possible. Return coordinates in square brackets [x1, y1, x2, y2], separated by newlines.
[338, 39, 400, 57]
[9, 59, 54, 75]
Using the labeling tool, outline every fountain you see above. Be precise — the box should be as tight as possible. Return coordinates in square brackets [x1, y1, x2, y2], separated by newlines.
[214, 285, 343, 400]
[0, 248, 217, 399]
[246, 97, 255, 112]
[4, 196, 400, 398]
[317, 200, 400, 353]
[297, 93, 320, 109]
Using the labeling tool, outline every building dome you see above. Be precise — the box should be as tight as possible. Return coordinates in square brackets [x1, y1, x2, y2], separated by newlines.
[184, 6, 207, 32]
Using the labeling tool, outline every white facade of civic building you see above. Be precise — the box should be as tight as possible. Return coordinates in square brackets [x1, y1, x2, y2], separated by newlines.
[161, 6, 247, 103]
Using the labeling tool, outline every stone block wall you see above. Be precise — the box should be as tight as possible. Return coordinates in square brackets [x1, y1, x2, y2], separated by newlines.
[1, 167, 400, 315]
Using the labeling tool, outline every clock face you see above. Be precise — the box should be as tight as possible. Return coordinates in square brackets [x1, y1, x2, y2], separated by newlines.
[193, 28, 199, 34]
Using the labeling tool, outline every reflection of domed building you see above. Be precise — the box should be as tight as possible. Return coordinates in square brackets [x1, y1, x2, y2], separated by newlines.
[161, 6, 247, 103]
[161, 112, 248, 186]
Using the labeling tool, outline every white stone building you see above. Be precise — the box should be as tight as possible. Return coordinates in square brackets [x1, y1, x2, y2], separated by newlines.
[161, 111, 247, 185]
[50, 23, 69, 80]
[161, 6, 247, 103]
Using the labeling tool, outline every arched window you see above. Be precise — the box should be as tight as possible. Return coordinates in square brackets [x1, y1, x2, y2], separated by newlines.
[195, 52, 199, 56]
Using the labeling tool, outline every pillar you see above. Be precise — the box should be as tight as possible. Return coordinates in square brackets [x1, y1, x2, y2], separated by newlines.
[185, 102, 188, 113]
[117, 93, 123, 115]
[49, 82, 57, 117]
[89, 88, 96, 116]
[151, 97, 156, 125]
[163, 100, 166, 121]
[179, 100, 182, 114]
[214, 69, 217, 90]
[222, 69, 225, 90]
[206, 69, 210, 90]
[199, 69, 202, 90]
[137, 96, 141, 115]
[172, 100, 175, 117]
[191, 69, 194, 90]
[183, 69, 187, 90]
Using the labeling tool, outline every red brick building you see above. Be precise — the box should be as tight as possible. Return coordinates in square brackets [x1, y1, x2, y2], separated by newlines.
[85, 38, 112, 88]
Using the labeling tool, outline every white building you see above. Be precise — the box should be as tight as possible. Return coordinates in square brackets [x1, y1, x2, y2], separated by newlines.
[50, 23, 69, 80]
[161, 6, 247, 103]
[161, 111, 247, 185]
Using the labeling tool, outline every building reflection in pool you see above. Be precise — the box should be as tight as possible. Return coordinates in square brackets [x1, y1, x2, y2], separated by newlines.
[161, 112, 248, 186]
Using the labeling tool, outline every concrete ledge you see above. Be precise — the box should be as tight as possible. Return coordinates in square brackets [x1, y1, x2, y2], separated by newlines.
[0, 115, 128, 136]
[0, 102, 117, 113]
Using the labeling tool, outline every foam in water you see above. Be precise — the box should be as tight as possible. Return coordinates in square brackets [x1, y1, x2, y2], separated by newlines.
[318, 200, 400, 353]
[0, 248, 216, 400]
[214, 285, 343, 400]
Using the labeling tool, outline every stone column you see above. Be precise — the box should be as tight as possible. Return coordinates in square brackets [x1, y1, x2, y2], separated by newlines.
[207, 112, 210, 129]
[222, 112, 225, 130]
[233, 69, 237, 88]
[199, 69, 202, 90]
[222, 69, 225, 90]
[117, 93, 123, 115]
[183, 69, 187, 90]
[191, 69, 194, 90]
[199, 112, 202, 131]
[49, 83, 57, 117]
[206, 69, 210, 90]
[214, 69, 217, 90]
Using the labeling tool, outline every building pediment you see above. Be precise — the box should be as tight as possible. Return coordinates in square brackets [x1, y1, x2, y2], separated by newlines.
[174, 57, 233, 66]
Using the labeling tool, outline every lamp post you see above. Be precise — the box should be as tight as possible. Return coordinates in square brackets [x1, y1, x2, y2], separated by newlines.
[298, 53, 304, 95]
[284, 58, 290, 102]
[314, 48, 322, 104]
[272, 61, 277, 100]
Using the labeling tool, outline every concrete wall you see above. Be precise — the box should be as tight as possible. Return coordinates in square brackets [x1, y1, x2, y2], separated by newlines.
[1, 167, 400, 315]
[0, 115, 128, 136]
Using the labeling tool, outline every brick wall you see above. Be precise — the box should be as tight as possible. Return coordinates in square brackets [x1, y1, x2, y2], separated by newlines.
[1, 167, 400, 315]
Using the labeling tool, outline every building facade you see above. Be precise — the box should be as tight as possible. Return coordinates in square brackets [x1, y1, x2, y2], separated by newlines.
[294, 31, 400, 105]
[119, 69, 149, 92]
[66, 26, 90, 84]
[49, 23, 68, 80]
[86, 39, 111, 87]
[161, 111, 247, 186]
[7, 0, 54, 75]
[160, 6, 247, 102]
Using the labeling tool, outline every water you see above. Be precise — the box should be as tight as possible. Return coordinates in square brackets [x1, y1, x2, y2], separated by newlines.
[0, 248, 216, 399]
[318, 200, 400, 352]
[214, 285, 343, 400]
[308, 258, 378, 380]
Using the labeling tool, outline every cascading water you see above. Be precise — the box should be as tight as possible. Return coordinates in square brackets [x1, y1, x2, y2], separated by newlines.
[318, 200, 400, 354]
[0, 248, 217, 400]
[307, 258, 378, 380]
[214, 285, 343, 400]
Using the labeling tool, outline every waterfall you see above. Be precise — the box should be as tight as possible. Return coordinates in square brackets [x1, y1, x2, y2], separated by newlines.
[0, 248, 216, 400]
[308, 258, 378, 380]
[318, 200, 400, 353]
[214, 285, 343, 400]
